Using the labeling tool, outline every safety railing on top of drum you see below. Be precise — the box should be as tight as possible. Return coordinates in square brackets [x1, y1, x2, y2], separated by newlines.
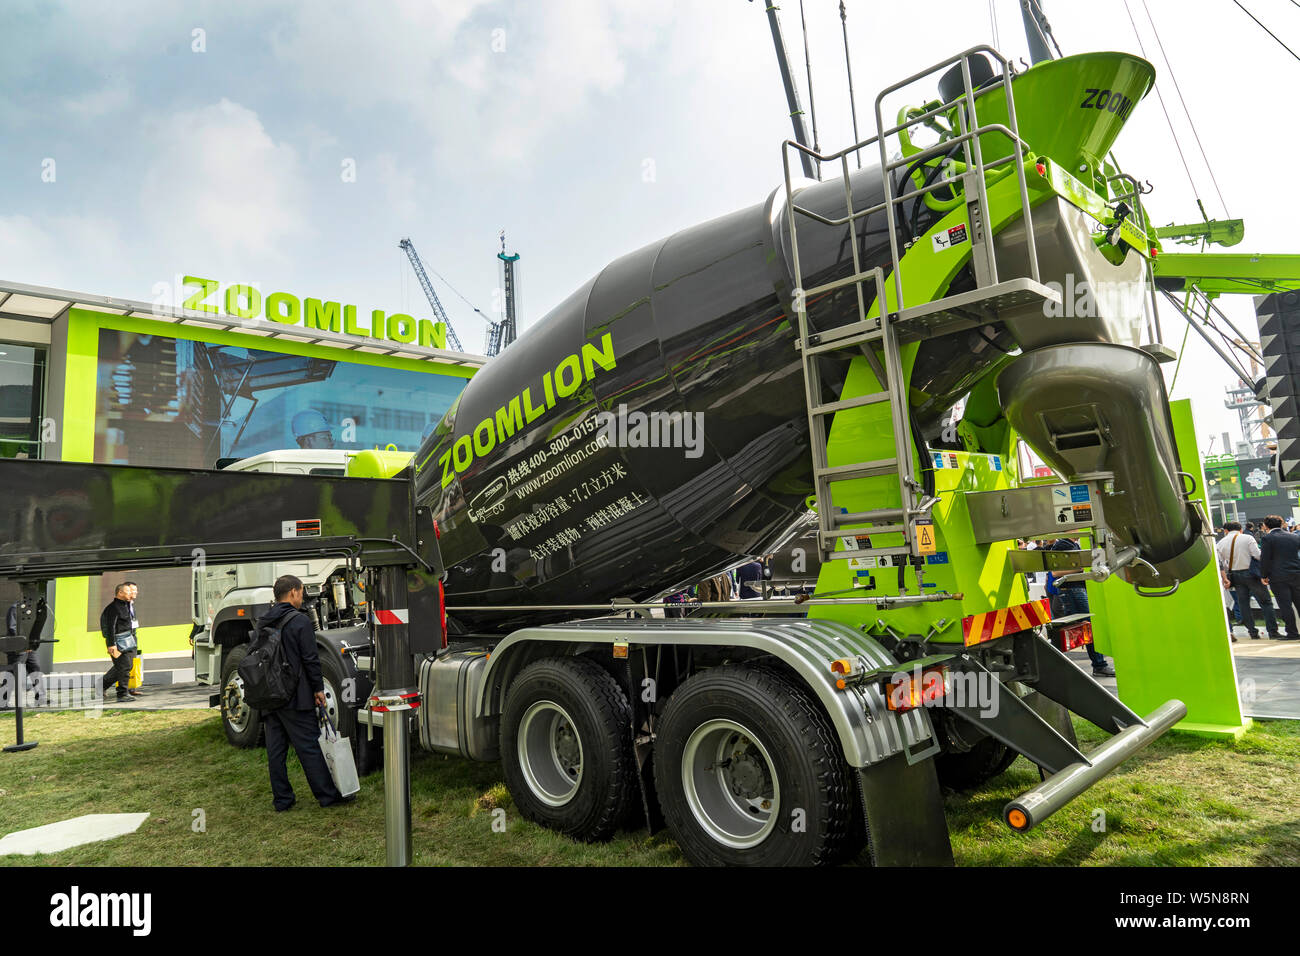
[780, 44, 1042, 321]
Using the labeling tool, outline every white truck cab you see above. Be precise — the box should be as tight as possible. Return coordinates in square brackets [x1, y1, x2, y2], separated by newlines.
[192, 450, 377, 754]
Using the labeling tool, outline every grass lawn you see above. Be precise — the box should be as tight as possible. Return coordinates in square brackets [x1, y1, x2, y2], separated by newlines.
[1, 707, 1296, 866]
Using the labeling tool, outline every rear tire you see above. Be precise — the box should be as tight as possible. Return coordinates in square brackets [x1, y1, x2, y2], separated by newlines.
[654, 663, 859, 867]
[500, 657, 636, 842]
[219, 644, 263, 748]
[935, 737, 1019, 790]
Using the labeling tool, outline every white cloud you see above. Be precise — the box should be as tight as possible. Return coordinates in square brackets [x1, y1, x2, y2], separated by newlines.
[63, 80, 130, 118]
[369, 152, 421, 222]
[137, 99, 307, 262]
[0, 213, 130, 288]
[266, 0, 673, 170]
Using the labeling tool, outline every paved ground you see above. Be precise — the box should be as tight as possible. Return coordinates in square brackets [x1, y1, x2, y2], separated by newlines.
[1067, 627, 1300, 721]
[98, 682, 213, 711]
[1, 680, 212, 716]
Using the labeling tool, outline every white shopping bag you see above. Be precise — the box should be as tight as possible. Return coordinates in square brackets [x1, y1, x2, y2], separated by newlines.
[318, 710, 361, 797]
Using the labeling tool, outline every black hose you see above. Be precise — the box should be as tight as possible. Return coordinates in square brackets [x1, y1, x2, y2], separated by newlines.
[909, 411, 936, 499]
[975, 325, 1016, 354]
[909, 143, 964, 241]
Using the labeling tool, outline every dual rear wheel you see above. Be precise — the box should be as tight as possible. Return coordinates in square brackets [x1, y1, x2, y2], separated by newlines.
[500, 657, 864, 865]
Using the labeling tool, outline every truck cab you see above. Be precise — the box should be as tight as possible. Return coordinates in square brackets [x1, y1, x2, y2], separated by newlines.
[192, 449, 360, 677]
[190, 449, 379, 760]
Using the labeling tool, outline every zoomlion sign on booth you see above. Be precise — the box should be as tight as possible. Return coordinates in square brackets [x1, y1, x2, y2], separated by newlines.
[0, 276, 484, 677]
[176, 275, 451, 349]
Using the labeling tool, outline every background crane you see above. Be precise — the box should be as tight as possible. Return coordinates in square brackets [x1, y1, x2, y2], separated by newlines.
[399, 236, 520, 357]
[490, 230, 520, 356]
[398, 237, 465, 352]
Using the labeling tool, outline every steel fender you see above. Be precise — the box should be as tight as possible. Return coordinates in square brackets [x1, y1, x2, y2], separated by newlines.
[209, 595, 272, 644]
[476, 617, 937, 769]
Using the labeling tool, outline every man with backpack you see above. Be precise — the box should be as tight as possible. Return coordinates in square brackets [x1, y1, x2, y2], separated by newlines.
[254, 574, 350, 811]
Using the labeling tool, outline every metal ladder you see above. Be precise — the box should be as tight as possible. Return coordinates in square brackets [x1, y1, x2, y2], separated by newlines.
[793, 266, 920, 565]
[781, 45, 1050, 568]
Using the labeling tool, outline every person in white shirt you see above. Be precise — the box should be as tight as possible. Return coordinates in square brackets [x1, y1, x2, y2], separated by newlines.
[1216, 522, 1280, 639]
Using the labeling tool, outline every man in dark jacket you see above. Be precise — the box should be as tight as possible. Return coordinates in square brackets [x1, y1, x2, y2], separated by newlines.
[100, 583, 141, 702]
[1260, 515, 1300, 640]
[1045, 538, 1115, 677]
[736, 559, 765, 600]
[258, 574, 349, 811]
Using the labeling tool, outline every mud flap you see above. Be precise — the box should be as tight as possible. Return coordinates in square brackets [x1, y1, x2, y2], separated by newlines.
[625, 658, 664, 835]
[856, 752, 954, 866]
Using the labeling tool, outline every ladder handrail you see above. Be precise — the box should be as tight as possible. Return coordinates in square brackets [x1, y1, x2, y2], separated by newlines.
[780, 44, 1045, 577]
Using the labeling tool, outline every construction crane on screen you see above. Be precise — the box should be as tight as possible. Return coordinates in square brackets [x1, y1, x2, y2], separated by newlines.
[398, 236, 520, 357]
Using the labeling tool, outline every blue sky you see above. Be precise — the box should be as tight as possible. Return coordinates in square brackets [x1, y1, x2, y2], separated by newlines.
[2, 0, 1298, 449]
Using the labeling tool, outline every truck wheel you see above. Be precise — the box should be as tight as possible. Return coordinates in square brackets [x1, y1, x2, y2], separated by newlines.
[935, 737, 1019, 790]
[654, 663, 859, 867]
[318, 652, 380, 775]
[219, 644, 263, 748]
[500, 657, 636, 842]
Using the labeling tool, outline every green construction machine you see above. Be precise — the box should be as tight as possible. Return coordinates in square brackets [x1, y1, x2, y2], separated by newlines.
[5, 35, 1298, 867]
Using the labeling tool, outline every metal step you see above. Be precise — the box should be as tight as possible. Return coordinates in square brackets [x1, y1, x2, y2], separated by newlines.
[816, 459, 898, 482]
[804, 327, 884, 356]
[820, 525, 906, 546]
[893, 277, 1062, 343]
[811, 392, 891, 416]
[830, 545, 913, 562]
[831, 507, 906, 525]
[826, 523, 906, 539]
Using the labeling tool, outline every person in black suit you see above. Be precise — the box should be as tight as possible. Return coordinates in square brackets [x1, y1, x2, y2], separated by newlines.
[257, 574, 351, 811]
[100, 583, 142, 702]
[1260, 515, 1300, 641]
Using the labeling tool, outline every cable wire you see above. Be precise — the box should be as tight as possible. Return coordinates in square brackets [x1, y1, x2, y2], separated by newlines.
[1027, 0, 1063, 57]
[1141, 0, 1231, 217]
[840, 0, 861, 168]
[1233, 0, 1300, 62]
[1121, 0, 1204, 210]
[426, 259, 490, 321]
[799, 0, 820, 159]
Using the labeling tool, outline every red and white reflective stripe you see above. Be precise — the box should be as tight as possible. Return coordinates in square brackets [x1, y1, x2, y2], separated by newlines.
[374, 608, 410, 626]
[368, 691, 421, 712]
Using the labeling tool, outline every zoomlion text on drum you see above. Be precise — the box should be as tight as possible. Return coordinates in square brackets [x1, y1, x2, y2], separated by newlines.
[433, 333, 617, 488]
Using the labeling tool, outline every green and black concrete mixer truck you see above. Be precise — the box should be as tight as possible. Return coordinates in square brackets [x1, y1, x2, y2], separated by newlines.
[5, 48, 1256, 866]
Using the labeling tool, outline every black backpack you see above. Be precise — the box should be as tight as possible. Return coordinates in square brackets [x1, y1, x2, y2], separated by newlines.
[237, 613, 302, 710]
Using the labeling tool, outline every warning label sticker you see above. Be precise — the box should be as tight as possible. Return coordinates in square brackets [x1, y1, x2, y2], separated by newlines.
[1055, 503, 1093, 525]
[915, 519, 937, 555]
[281, 519, 322, 538]
[932, 223, 969, 251]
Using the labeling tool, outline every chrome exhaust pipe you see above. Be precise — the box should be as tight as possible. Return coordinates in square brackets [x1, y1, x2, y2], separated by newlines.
[1003, 699, 1187, 832]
